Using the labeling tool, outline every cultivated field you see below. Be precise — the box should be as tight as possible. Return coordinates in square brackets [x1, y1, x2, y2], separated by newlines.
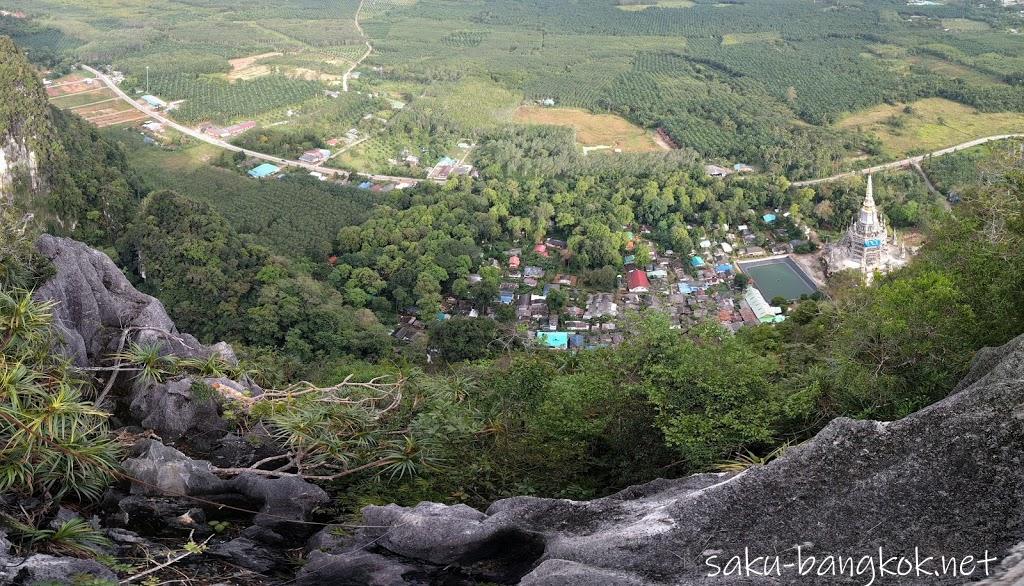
[226, 52, 282, 82]
[47, 73, 148, 127]
[515, 106, 664, 153]
[10, 0, 1024, 178]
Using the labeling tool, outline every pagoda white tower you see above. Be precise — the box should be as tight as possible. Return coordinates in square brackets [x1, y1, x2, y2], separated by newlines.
[826, 175, 908, 279]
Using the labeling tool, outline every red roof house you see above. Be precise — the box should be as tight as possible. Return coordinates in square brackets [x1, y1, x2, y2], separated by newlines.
[509, 255, 521, 269]
[533, 243, 550, 258]
[627, 269, 650, 293]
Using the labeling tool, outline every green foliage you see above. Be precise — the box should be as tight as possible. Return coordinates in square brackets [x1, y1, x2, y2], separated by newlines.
[629, 319, 781, 469]
[7, 517, 112, 557]
[0, 283, 119, 501]
[716, 442, 791, 473]
[430, 318, 500, 363]
[0, 209, 53, 290]
[126, 190, 393, 361]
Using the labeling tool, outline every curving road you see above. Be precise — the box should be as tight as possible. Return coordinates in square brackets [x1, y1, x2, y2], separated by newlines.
[81, 66, 1022, 190]
[342, 0, 372, 93]
[791, 134, 1024, 187]
[80, 65, 423, 184]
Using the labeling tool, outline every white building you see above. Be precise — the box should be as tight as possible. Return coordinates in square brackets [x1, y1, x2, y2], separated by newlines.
[826, 175, 909, 280]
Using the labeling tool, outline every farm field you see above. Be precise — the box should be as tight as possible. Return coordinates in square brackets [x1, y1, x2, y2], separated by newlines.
[941, 18, 992, 32]
[47, 73, 148, 127]
[837, 98, 1024, 157]
[514, 106, 664, 153]
[8, 0, 1024, 178]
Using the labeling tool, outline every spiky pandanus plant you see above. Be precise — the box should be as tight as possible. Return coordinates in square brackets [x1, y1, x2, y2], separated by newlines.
[0, 288, 120, 501]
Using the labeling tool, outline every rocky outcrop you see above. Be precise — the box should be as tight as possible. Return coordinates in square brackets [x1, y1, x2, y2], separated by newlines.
[343, 333, 1024, 585]
[0, 133, 41, 202]
[33, 234, 221, 368]
[121, 440, 328, 538]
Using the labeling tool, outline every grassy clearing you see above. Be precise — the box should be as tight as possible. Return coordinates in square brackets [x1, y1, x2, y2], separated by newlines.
[941, 18, 991, 32]
[910, 56, 1007, 86]
[836, 98, 1024, 156]
[721, 32, 782, 46]
[515, 106, 663, 153]
[616, 1, 695, 11]
[49, 87, 118, 108]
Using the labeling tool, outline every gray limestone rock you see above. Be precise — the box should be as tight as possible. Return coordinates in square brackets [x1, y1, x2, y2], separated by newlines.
[295, 550, 420, 586]
[3, 554, 117, 585]
[208, 537, 283, 573]
[128, 378, 227, 449]
[33, 234, 217, 367]
[122, 439, 227, 496]
[355, 333, 1024, 585]
[227, 473, 329, 538]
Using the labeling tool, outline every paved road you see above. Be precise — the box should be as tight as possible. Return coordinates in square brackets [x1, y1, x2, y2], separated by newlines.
[791, 134, 1024, 187]
[342, 0, 372, 93]
[81, 65, 423, 185]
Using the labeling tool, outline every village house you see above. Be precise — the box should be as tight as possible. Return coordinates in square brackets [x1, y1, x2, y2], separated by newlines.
[584, 293, 618, 320]
[626, 269, 651, 293]
[299, 149, 331, 164]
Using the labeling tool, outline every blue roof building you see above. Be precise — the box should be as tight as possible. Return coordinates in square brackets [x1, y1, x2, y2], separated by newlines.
[623, 254, 636, 265]
[678, 283, 694, 294]
[715, 263, 733, 273]
[762, 213, 777, 223]
[537, 331, 568, 349]
[248, 163, 280, 178]
[358, 181, 373, 190]
[499, 292, 514, 305]
[141, 94, 166, 108]
[690, 256, 706, 268]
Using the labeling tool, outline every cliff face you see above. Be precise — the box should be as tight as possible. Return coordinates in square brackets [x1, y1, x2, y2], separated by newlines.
[0, 36, 55, 203]
[307, 334, 1024, 585]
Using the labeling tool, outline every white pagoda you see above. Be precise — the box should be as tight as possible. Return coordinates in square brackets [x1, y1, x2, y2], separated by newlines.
[826, 175, 908, 280]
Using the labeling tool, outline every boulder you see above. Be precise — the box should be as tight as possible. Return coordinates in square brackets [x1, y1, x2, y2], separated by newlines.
[129, 378, 227, 450]
[3, 554, 117, 585]
[295, 550, 420, 586]
[121, 441, 326, 542]
[209, 537, 283, 573]
[122, 439, 227, 496]
[227, 473, 329, 538]
[305, 525, 356, 555]
[356, 333, 1024, 585]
